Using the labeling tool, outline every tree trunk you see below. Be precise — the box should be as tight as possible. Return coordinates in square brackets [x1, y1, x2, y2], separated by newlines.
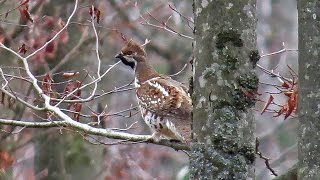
[191, 1, 258, 179]
[298, 1, 320, 179]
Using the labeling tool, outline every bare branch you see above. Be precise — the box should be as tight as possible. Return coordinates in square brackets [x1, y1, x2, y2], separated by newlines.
[1, 126, 26, 134]
[0, 19, 29, 27]
[0, 0, 27, 17]
[169, 63, 188, 77]
[0, 118, 189, 150]
[54, 61, 120, 106]
[0, 68, 8, 88]
[168, 3, 194, 31]
[256, 137, 278, 176]
[110, 121, 138, 131]
[256, 64, 292, 83]
[25, 0, 79, 59]
[0, 119, 67, 128]
[49, 27, 89, 74]
[260, 42, 297, 58]
[50, 81, 134, 103]
[140, 11, 194, 40]
[91, 14, 102, 78]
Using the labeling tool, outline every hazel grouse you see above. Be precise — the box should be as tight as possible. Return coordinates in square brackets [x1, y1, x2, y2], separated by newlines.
[115, 39, 192, 144]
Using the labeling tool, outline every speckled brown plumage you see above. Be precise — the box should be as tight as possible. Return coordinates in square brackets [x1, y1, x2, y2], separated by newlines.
[116, 39, 192, 144]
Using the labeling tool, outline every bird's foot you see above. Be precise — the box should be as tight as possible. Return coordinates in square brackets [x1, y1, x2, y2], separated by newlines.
[148, 132, 162, 142]
[169, 139, 183, 143]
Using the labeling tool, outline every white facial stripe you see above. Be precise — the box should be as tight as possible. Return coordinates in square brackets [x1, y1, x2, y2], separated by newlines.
[146, 77, 161, 81]
[134, 78, 140, 88]
[125, 56, 137, 70]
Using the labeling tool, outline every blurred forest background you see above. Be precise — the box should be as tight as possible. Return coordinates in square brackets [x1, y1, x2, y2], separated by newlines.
[0, 0, 297, 179]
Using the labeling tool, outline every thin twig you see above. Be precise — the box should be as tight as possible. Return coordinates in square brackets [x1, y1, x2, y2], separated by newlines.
[256, 137, 278, 176]
[49, 27, 89, 74]
[0, 19, 30, 27]
[0, 0, 27, 17]
[0, 126, 26, 134]
[169, 63, 188, 77]
[140, 11, 193, 40]
[256, 64, 292, 83]
[168, 3, 194, 31]
[110, 121, 138, 131]
[260, 42, 297, 58]
[25, 0, 78, 59]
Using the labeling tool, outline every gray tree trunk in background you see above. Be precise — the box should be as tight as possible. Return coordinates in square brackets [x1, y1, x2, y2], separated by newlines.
[298, 1, 320, 179]
[191, 1, 258, 179]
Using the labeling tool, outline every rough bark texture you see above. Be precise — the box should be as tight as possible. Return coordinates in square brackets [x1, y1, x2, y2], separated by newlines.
[298, 1, 320, 179]
[191, 1, 258, 179]
[273, 165, 297, 180]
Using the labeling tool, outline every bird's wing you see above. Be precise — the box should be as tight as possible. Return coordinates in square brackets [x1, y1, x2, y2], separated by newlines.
[136, 76, 192, 120]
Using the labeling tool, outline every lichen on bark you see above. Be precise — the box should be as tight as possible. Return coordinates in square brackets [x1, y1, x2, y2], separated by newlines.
[191, 1, 257, 179]
[298, 1, 320, 179]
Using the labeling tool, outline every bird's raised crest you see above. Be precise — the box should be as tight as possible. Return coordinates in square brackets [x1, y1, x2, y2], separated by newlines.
[121, 39, 147, 57]
[141, 39, 151, 47]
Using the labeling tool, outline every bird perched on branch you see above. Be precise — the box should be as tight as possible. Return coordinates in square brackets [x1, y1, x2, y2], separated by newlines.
[115, 39, 192, 145]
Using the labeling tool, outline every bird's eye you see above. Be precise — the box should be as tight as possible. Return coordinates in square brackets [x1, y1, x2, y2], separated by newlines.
[127, 51, 133, 55]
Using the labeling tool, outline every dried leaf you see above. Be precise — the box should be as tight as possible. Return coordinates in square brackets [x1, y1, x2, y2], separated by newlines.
[284, 91, 292, 97]
[284, 86, 298, 120]
[121, 33, 127, 41]
[18, 43, 27, 54]
[8, 97, 15, 109]
[0, 35, 5, 43]
[62, 72, 80, 78]
[0, 150, 14, 172]
[281, 81, 290, 89]
[21, 8, 33, 23]
[261, 95, 274, 115]
[74, 81, 82, 98]
[42, 74, 54, 96]
[73, 103, 82, 121]
[18, 2, 33, 23]
[273, 105, 287, 117]
[1, 92, 4, 104]
[89, 5, 101, 24]
[96, 9, 101, 24]
[63, 81, 81, 100]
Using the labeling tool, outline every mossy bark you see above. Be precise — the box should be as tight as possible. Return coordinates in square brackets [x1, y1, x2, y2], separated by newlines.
[298, 1, 320, 179]
[191, 1, 257, 179]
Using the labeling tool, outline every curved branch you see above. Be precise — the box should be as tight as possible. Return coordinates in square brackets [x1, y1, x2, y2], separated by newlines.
[0, 118, 190, 150]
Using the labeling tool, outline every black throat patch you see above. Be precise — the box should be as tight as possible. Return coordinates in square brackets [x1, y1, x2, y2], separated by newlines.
[117, 56, 135, 69]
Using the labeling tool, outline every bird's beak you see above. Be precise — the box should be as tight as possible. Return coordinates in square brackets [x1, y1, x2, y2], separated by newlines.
[115, 53, 123, 59]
